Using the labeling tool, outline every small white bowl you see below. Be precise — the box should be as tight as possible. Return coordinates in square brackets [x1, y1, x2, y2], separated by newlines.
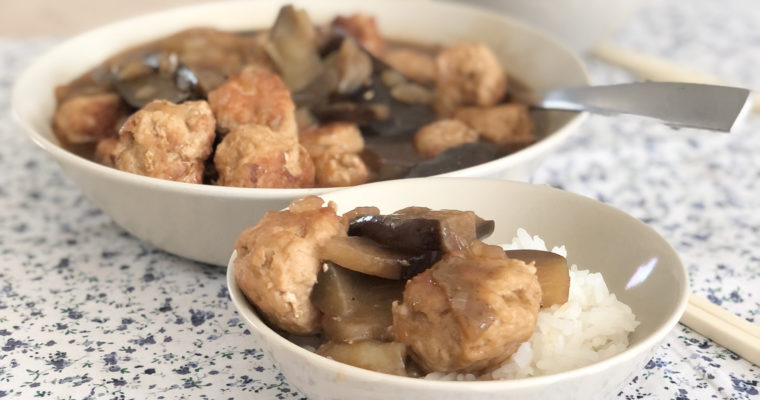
[228, 178, 689, 400]
[12, 0, 587, 266]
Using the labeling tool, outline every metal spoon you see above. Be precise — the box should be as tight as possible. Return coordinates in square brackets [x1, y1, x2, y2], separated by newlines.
[516, 82, 752, 132]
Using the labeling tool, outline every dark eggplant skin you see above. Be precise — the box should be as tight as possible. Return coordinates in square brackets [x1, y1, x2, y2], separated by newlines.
[399, 251, 443, 281]
[349, 215, 442, 253]
[113, 53, 201, 109]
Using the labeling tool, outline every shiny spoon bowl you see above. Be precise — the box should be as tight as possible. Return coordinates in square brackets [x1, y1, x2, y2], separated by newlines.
[517, 81, 752, 132]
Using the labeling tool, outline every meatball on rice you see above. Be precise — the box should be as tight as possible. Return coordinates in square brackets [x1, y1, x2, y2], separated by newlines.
[234, 196, 347, 334]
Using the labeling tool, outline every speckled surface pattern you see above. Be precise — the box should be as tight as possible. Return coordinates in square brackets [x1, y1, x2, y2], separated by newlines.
[1, 0, 759, 398]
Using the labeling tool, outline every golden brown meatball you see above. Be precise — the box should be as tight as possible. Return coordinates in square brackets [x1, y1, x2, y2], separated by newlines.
[112, 100, 215, 183]
[313, 152, 369, 187]
[332, 14, 387, 57]
[385, 49, 437, 85]
[53, 93, 125, 144]
[393, 241, 541, 374]
[413, 119, 479, 159]
[434, 42, 508, 116]
[94, 137, 118, 167]
[300, 123, 368, 187]
[454, 104, 535, 146]
[208, 65, 297, 136]
[214, 125, 315, 188]
[299, 123, 365, 158]
[235, 196, 348, 334]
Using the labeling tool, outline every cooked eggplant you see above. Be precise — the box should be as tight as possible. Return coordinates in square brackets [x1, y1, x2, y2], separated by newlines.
[112, 52, 200, 109]
[311, 263, 404, 342]
[316, 340, 407, 376]
[348, 207, 495, 253]
[266, 5, 324, 92]
[505, 249, 570, 307]
[320, 236, 440, 280]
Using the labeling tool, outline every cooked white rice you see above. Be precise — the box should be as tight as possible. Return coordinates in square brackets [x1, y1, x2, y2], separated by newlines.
[426, 228, 639, 381]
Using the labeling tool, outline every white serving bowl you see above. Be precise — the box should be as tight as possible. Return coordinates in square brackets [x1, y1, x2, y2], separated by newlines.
[228, 178, 689, 400]
[12, 0, 588, 266]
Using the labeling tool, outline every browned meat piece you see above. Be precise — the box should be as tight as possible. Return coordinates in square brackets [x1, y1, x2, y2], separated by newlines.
[300, 123, 368, 187]
[94, 137, 118, 167]
[52, 93, 125, 144]
[214, 125, 315, 188]
[454, 104, 535, 146]
[299, 123, 365, 158]
[234, 196, 347, 334]
[434, 42, 508, 116]
[313, 153, 369, 187]
[413, 119, 479, 159]
[385, 49, 436, 85]
[208, 65, 297, 136]
[112, 100, 215, 184]
[332, 14, 387, 57]
[393, 241, 541, 374]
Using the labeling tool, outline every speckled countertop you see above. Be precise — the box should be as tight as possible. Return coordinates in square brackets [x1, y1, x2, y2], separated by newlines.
[1, 0, 759, 399]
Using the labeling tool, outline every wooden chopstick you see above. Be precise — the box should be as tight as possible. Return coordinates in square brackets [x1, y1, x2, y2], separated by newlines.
[679, 293, 760, 366]
[591, 43, 760, 114]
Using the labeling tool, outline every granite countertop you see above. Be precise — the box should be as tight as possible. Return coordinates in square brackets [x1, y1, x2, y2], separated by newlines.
[1, 0, 758, 398]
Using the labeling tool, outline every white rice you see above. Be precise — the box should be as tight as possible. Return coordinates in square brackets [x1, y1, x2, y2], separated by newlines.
[426, 228, 639, 381]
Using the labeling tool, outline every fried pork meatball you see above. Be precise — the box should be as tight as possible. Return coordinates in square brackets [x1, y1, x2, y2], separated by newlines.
[313, 153, 369, 187]
[454, 104, 535, 146]
[208, 65, 297, 136]
[393, 241, 541, 374]
[300, 123, 369, 187]
[235, 196, 347, 334]
[385, 49, 436, 85]
[413, 119, 479, 159]
[214, 125, 315, 188]
[300, 123, 365, 158]
[52, 93, 125, 144]
[94, 137, 118, 167]
[332, 14, 387, 57]
[434, 42, 508, 116]
[112, 100, 215, 183]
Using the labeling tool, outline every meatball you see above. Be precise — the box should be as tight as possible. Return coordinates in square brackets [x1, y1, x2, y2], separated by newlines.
[332, 14, 387, 57]
[113, 100, 215, 184]
[393, 241, 541, 374]
[299, 123, 365, 158]
[94, 137, 118, 167]
[413, 119, 479, 159]
[53, 93, 124, 144]
[235, 196, 347, 334]
[214, 125, 315, 188]
[385, 49, 436, 85]
[313, 152, 369, 187]
[300, 123, 369, 187]
[454, 104, 535, 146]
[434, 42, 508, 116]
[208, 65, 297, 136]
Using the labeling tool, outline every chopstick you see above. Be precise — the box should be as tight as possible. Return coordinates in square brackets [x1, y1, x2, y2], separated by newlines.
[591, 43, 760, 114]
[679, 293, 760, 366]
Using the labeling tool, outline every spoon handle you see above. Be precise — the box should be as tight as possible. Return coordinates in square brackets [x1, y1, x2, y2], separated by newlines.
[533, 82, 752, 132]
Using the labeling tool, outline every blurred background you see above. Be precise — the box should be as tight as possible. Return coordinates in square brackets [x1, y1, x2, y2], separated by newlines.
[0, 0, 218, 36]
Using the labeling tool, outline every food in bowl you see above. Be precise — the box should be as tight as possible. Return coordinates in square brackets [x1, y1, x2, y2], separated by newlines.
[51, 5, 536, 188]
[233, 195, 638, 379]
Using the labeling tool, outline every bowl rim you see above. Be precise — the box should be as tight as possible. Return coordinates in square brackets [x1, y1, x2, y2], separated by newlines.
[226, 177, 690, 390]
[11, 0, 588, 198]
